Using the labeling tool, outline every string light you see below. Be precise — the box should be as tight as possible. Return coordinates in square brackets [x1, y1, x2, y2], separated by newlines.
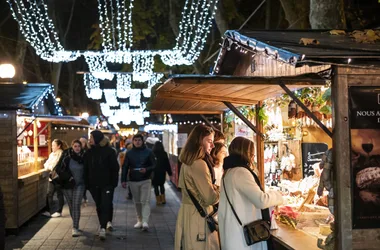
[116, 73, 132, 98]
[129, 89, 141, 106]
[132, 52, 155, 82]
[7, 0, 80, 62]
[103, 89, 119, 107]
[9, 0, 218, 120]
[83, 52, 114, 80]
[9, 0, 218, 67]
[31, 85, 63, 116]
[84, 73, 103, 100]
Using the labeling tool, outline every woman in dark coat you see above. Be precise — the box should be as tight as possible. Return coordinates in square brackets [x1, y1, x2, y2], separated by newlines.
[152, 141, 172, 205]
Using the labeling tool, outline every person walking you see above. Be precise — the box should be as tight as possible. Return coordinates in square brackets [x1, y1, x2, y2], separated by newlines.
[219, 137, 283, 250]
[174, 125, 220, 250]
[84, 130, 119, 240]
[152, 141, 172, 205]
[121, 134, 156, 231]
[42, 139, 66, 218]
[57, 140, 85, 237]
[79, 136, 90, 205]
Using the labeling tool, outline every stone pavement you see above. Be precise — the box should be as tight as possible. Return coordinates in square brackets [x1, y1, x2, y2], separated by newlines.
[5, 182, 181, 250]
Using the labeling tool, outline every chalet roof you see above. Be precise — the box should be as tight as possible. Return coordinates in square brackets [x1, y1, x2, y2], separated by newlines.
[0, 83, 60, 114]
[150, 74, 325, 114]
[223, 30, 380, 66]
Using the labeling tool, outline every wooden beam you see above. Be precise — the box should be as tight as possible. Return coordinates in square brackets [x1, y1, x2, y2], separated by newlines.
[33, 119, 38, 172]
[168, 75, 327, 86]
[279, 82, 333, 138]
[200, 114, 217, 130]
[157, 91, 258, 105]
[256, 102, 265, 189]
[149, 110, 223, 115]
[332, 69, 352, 250]
[223, 101, 264, 138]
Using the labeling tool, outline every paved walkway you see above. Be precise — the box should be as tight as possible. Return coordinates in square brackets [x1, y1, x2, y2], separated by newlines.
[5, 182, 181, 250]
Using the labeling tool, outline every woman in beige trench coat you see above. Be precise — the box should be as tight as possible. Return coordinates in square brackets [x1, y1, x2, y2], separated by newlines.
[175, 125, 220, 250]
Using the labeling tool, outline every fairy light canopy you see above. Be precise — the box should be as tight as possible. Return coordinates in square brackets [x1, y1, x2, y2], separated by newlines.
[8, 0, 220, 123]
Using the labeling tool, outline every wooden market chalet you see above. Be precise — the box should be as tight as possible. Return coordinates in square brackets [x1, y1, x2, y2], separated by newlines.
[150, 30, 380, 250]
[0, 83, 90, 230]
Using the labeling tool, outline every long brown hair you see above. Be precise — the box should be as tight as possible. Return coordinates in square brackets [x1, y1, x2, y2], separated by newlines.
[228, 137, 255, 165]
[179, 125, 214, 165]
[53, 139, 68, 150]
[210, 142, 226, 165]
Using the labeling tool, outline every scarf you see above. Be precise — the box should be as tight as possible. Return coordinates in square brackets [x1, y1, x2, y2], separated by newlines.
[223, 154, 251, 170]
[68, 148, 84, 164]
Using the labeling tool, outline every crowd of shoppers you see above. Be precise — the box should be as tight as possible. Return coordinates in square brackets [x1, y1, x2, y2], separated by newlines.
[3, 124, 284, 250]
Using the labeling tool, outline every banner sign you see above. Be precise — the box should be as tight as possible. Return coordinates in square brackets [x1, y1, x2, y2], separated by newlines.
[350, 87, 380, 229]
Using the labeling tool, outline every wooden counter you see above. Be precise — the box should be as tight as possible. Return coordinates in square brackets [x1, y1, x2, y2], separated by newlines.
[272, 221, 320, 250]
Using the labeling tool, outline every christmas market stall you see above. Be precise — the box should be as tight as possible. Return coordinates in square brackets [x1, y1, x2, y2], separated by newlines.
[0, 83, 90, 230]
[151, 30, 380, 250]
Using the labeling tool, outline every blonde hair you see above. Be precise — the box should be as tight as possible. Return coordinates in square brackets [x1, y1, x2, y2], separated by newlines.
[179, 125, 214, 165]
[228, 137, 255, 165]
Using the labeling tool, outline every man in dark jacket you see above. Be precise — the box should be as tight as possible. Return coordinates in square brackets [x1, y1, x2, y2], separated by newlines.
[121, 134, 155, 231]
[84, 130, 119, 240]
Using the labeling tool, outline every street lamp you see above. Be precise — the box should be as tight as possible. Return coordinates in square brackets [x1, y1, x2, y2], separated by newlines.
[0, 64, 16, 79]
[81, 112, 89, 119]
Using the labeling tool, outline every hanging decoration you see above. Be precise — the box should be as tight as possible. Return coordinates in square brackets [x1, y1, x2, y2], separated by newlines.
[116, 74, 132, 98]
[132, 52, 155, 82]
[103, 89, 119, 107]
[8, 0, 220, 122]
[84, 73, 103, 100]
[7, 0, 80, 62]
[97, 0, 134, 54]
[8, 0, 219, 66]
[83, 52, 114, 80]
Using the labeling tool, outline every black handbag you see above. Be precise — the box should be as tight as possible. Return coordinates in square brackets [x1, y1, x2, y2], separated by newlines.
[223, 168, 272, 247]
[184, 181, 218, 233]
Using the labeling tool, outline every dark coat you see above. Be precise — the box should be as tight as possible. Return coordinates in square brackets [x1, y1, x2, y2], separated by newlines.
[55, 148, 85, 189]
[152, 151, 172, 186]
[121, 145, 156, 182]
[84, 137, 119, 189]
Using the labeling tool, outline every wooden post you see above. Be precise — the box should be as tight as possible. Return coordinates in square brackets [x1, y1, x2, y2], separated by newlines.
[33, 119, 38, 172]
[256, 102, 265, 189]
[331, 67, 352, 250]
[47, 122, 51, 154]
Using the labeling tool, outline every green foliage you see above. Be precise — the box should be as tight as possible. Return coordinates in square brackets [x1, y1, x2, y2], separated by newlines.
[223, 0, 244, 24]
[320, 105, 332, 115]
[87, 24, 102, 50]
[256, 105, 268, 124]
[322, 88, 331, 101]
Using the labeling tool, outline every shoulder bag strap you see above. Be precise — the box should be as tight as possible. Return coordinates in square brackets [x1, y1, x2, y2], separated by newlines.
[223, 167, 271, 226]
[184, 180, 207, 218]
[222, 174, 243, 226]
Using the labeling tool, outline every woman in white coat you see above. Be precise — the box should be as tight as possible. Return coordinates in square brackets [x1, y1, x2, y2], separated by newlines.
[219, 137, 283, 250]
